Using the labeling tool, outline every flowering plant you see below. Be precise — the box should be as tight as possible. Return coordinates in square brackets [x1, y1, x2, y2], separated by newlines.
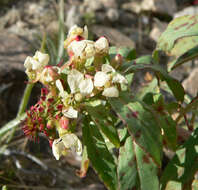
[2, 14, 198, 190]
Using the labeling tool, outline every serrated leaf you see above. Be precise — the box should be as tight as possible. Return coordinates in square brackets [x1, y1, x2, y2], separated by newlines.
[117, 137, 137, 190]
[109, 92, 162, 166]
[157, 15, 198, 55]
[86, 105, 120, 148]
[160, 128, 198, 190]
[82, 122, 117, 190]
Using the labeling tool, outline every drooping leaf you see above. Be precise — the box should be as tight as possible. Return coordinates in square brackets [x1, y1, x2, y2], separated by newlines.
[160, 128, 198, 190]
[117, 136, 137, 190]
[156, 15, 198, 55]
[169, 45, 198, 71]
[82, 122, 118, 190]
[134, 142, 160, 190]
[120, 63, 185, 102]
[109, 91, 162, 166]
[85, 105, 120, 148]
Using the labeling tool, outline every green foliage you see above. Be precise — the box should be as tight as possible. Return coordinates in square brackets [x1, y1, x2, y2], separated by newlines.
[2, 9, 198, 190]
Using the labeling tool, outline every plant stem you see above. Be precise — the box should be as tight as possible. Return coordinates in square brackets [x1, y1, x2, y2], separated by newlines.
[7, 83, 34, 143]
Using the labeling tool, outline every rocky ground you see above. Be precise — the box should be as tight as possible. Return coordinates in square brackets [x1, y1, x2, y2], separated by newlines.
[0, 0, 198, 189]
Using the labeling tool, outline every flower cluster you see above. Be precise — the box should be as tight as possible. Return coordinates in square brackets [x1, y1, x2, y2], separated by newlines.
[23, 25, 127, 160]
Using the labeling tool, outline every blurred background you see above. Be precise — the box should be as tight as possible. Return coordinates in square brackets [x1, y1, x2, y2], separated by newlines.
[0, 0, 198, 189]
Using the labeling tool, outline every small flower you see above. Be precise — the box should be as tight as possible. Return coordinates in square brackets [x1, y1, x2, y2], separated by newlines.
[67, 40, 95, 61]
[67, 25, 88, 40]
[94, 36, 109, 54]
[63, 106, 78, 118]
[52, 133, 82, 160]
[24, 51, 49, 71]
[64, 25, 88, 49]
[94, 64, 127, 97]
[24, 51, 50, 82]
[40, 66, 60, 85]
[102, 86, 119, 97]
[94, 72, 110, 87]
[67, 69, 93, 96]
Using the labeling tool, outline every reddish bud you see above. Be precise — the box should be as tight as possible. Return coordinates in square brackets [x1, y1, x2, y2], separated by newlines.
[59, 116, 69, 130]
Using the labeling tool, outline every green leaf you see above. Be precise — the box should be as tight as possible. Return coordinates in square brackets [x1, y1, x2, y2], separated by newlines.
[117, 137, 137, 190]
[56, 0, 65, 65]
[156, 15, 198, 55]
[169, 45, 198, 71]
[143, 92, 177, 150]
[160, 128, 198, 190]
[85, 105, 120, 148]
[120, 63, 185, 102]
[109, 46, 136, 60]
[134, 142, 160, 190]
[82, 122, 118, 190]
[109, 91, 162, 166]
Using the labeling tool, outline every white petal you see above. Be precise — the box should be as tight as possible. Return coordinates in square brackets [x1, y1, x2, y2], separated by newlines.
[62, 133, 82, 156]
[52, 138, 65, 160]
[30, 58, 41, 70]
[102, 86, 119, 97]
[34, 51, 49, 66]
[56, 79, 64, 94]
[68, 40, 86, 58]
[102, 64, 115, 73]
[24, 56, 32, 70]
[63, 107, 78, 118]
[94, 71, 110, 87]
[79, 78, 93, 95]
[84, 41, 95, 58]
[112, 73, 128, 84]
[67, 25, 78, 37]
[95, 37, 109, 54]
[67, 69, 84, 93]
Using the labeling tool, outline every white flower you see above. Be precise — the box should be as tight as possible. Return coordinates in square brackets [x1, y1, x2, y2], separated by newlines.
[56, 79, 68, 98]
[79, 78, 93, 96]
[63, 106, 78, 118]
[112, 73, 128, 84]
[67, 69, 94, 96]
[67, 25, 88, 39]
[102, 86, 119, 97]
[24, 51, 49, 71]
[52, 133, 82, 160]
[67, 40, 95, 60]
[94, 71, 110, 87]
[102, 64, 115, 73]
[67, 69, 84, 94]
[94, 37, 109, 54]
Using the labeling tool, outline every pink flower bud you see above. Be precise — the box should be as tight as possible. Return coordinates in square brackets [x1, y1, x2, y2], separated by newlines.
[59, 116, 69, 130]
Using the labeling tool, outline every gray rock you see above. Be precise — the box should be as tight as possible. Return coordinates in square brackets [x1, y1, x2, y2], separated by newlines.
[106, 8, 119, 22]
[174, 6, 198, 18]
[92, 25, 135, 48]
[122, 0, 177, 16]
[182, 67, 198, 97]
[101, 0, 118, 9]
[0, 8, 20, 30]
[150, 19, 167, 42]
[0, 33, 32, 71]
[66, 5, 82, 29]
[82, 0, 103, 12]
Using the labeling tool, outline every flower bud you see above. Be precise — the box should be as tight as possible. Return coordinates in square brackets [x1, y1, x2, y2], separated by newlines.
[74, 93, 83, 102]
[59, 116, 69, 130]
[94, 37, 109, 54]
